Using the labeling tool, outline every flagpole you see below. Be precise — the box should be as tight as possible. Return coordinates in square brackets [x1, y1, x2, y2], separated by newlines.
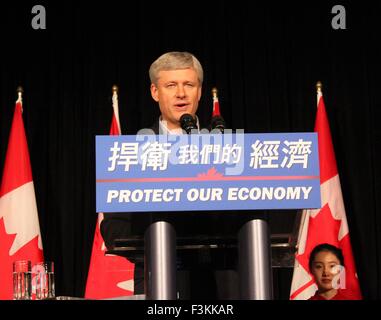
[296, 81, 325, 248]
[212, 87, 218, 98]
[316, 81, 323, 104]
[296, 81, 324, 249]
[316, 81, 322, 94]
[111, 84, 122, 134]
[16, 86, 23, 104]
[112, 84, 118, 95]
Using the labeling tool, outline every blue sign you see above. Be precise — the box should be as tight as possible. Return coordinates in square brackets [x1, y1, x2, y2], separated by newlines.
[96, 133, 321, 213]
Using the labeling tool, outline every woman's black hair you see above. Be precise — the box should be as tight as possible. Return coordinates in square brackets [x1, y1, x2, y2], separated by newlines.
[308, 243, 345, 271]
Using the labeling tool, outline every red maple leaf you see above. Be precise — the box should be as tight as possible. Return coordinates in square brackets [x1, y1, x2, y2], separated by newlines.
[0, 217, 43, 300]
[86, 252, 135, 299]
[85, 221, 135, 299]
[292, 204, 341, 295]
[197, 167, 223, 180]
[296, 204, 342, 275]
[294, 204, 362, 299]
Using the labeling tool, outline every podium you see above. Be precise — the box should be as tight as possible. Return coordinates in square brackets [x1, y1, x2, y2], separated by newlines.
[98, 133, 319, 300]
[142, 218, 275, 299]
[107, 209, 302, 300]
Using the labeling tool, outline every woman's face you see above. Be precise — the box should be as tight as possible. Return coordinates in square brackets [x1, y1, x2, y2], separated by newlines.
[310, 250, 342, 292]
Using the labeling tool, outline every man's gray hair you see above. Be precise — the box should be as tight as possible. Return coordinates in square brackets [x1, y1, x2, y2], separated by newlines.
[149, 51, 203, 85]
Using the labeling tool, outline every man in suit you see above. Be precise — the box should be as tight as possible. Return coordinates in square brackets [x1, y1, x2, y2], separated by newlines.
[101, 52, 215, 297]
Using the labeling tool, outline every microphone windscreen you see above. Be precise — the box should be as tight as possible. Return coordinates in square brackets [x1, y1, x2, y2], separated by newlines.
[180, 114, 198, 134]
[211, 115, 226, 133]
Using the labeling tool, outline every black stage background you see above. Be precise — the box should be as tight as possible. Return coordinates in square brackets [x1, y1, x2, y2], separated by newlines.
[0, 1, 380, 299]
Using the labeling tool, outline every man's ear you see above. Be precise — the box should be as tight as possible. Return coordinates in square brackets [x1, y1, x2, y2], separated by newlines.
[150, 83, 159, 102]
[197, 86, 202, 101]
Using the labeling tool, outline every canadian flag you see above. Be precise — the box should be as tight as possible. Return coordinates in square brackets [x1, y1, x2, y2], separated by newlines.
[0, 97, 44, 300]
[84, 88, 134, 299]
[290, 85, 362, 300]
[212, 88, 221, 117]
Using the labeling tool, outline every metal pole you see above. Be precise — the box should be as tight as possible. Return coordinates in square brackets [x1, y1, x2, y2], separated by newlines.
[238, 219, 273, 300]
[144, 221, 177, 300]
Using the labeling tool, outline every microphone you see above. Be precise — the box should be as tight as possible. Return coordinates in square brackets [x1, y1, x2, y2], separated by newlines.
[211, 115, 226, 133]
[180, 114, 198, 134]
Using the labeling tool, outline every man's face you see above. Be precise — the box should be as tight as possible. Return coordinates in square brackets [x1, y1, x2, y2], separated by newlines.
[150, 68, 202, 130]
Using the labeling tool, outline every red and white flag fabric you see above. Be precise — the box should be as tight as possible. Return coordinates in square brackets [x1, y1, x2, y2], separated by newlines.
[290, 87, 362, 300]
[212, 89, 221, 117]
[0, 97, 44, 300]
[85, 88, 135, 299]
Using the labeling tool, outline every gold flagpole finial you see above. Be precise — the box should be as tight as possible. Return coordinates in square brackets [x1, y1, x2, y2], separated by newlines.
[16, 86, 24, 99]
[316, 81, 323, 94]
[112, 85, 118, 95]
[212, 87, 218, 98]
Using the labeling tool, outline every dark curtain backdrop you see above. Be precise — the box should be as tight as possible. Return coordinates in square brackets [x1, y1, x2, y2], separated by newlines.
[1, 1, 380, 299]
